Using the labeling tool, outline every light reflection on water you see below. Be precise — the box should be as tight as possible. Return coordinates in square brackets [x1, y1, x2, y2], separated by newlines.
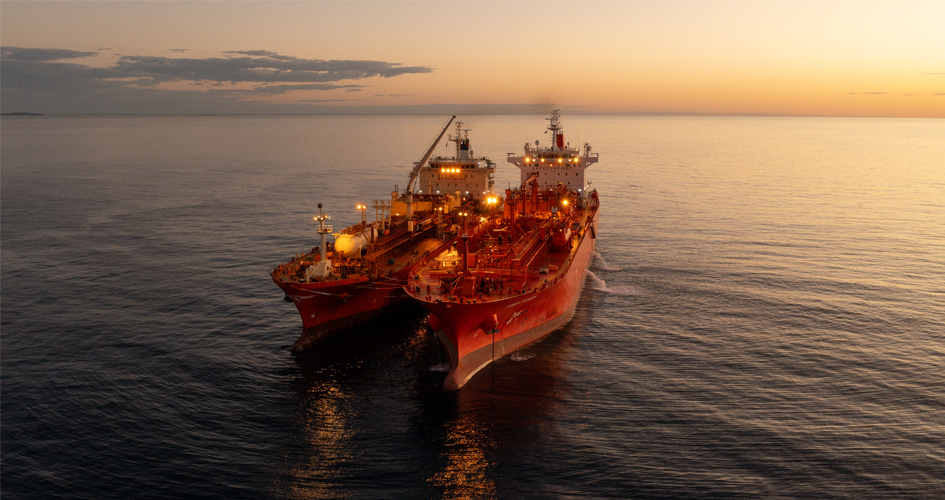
[429, 414, 496, 500]
[288, 382, 353, 499]
[276, 305, 577, 499]
[2, 115, 943, 499]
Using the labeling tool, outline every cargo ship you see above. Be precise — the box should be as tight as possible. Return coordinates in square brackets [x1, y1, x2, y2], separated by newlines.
[406, 110, 600, 389]
[272, 117, 499, 351]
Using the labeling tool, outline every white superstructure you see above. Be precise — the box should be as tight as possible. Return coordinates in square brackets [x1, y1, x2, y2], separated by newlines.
[506, 109, 598, 194]
[417, 120, 496, 201]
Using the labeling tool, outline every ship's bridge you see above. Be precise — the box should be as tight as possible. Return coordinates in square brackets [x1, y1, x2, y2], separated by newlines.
[418, 128, 496, 201]
[419, 159, 496, 200]
[507, 147, 598, 193]
[506, 109, 598, 193]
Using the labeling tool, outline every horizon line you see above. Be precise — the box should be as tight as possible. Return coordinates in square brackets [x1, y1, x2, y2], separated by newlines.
[3, 111, 941, 119]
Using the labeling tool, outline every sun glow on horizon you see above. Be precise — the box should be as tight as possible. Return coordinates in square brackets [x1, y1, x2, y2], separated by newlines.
[1, 0, 942, 117]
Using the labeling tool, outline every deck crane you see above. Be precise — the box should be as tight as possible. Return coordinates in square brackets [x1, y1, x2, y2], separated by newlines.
[405, 115, 455, 232]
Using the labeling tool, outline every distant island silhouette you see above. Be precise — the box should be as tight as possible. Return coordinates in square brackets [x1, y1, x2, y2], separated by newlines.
[1, 112, 45, 116]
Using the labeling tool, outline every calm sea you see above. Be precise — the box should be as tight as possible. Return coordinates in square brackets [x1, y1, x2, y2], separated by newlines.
[2, 115, 943, 499]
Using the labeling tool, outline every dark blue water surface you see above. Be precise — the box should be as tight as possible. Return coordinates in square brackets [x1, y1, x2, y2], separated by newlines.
[2, 115, 944, 499]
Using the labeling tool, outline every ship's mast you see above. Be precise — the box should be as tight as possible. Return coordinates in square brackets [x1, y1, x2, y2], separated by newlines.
[546, 108, 563, 151]
[311, 203, 333, 278]
[314, 203, 331, 259]
[448, 120, 471, 160]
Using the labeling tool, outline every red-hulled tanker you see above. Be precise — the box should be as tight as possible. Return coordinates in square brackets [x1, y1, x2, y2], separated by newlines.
[272, 117, 498, 351]
[406, 110, 600, 389]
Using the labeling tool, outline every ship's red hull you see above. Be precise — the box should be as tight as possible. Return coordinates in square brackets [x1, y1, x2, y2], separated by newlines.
[271, 116, 500, 353]
[418, 209, 598, 390]
[274, 269, 411, 351]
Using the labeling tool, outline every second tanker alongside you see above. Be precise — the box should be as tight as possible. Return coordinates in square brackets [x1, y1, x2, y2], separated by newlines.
[272, 118, 498, 351]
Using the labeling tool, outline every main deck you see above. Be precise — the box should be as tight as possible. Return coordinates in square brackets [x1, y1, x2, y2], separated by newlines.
[408, 201, 597, 305]
[272, 217, 445, 282]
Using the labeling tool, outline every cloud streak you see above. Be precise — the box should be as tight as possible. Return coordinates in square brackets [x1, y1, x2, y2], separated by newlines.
[1, 46, 433, 114]
[1, 46, 97, 61]
[112, 51, 432, 85]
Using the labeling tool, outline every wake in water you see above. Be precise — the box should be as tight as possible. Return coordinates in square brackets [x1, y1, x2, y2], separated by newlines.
[510, 351, 536, 362]
[593, 251, 623, 272]
[586, 270, 645, 296]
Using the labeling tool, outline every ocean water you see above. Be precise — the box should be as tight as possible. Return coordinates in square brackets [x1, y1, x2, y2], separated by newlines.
[2, 114, 943, 499]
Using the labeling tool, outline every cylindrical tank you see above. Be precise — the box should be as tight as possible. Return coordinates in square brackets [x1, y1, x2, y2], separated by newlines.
[551, 227, 571, 250]
[334, 227, 374, 257]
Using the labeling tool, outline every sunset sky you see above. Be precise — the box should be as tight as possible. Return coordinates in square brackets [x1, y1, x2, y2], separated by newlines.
[2, 0, 943, 117]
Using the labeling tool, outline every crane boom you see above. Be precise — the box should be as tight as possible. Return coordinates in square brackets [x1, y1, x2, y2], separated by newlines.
[406, 115, 455, 193]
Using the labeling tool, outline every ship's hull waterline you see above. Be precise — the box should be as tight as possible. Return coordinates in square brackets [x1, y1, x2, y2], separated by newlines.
[422, 209, 597, 390]
[274, 271, 411, 351]
[271, 116, 499, 352]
